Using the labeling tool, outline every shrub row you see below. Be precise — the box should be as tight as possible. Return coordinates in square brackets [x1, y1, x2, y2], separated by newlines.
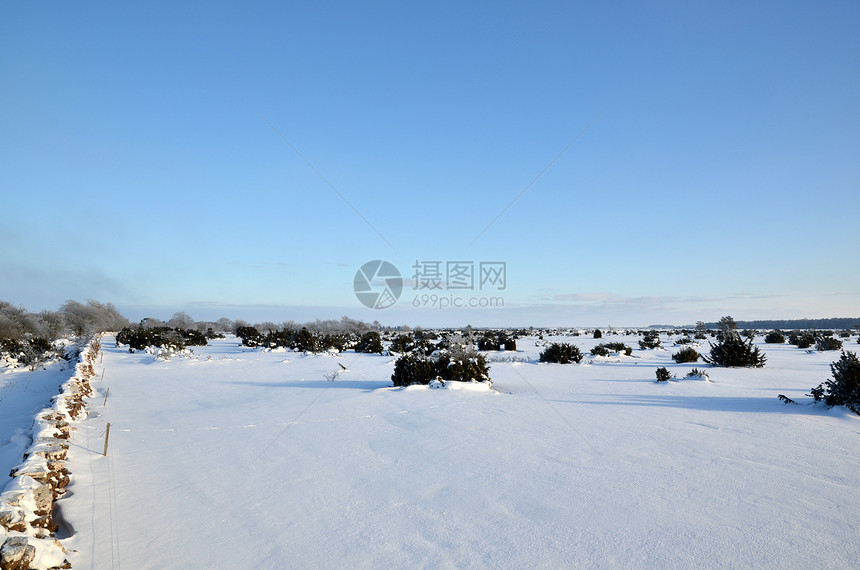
[236, 326, 348, 352]
[116, 326, 208, 351]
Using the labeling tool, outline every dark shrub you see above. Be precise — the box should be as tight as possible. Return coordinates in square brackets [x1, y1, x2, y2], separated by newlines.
[262, 329, 293, 349]
[590, 344, 610, 357]
[816, 336, 843, 351]
[435, 350, 490, 383]
[320, 334, 347, 352]
[593, 329, 603, 339]
[178, 328, 208, 346]
[685, 368, 709, 379]
[672, 346, 700, 363]
[1, 339, 23, 354]
[639, 333, 661, 350]
[354, 331, 383, 353]
[27, 337, 53, 354]
[703, 332, 766, 367]
[655, 367, 671, 382]
[591, 342, 632, 357]
[391, 353, 436, 387]
[0, 337, 55, 368]
[764, 331, 785, 344]
[539, 343, 583, 364]
[294, 328, 317, 352]
[236, 326, 262, 347]
[411, 337, 436, 355]
[477, 333, 501, 351]
[116, 326, 194, 351]
[503, 337, 517, 352]
[389, 334, 412, 353]
[788, 331, 815, 349]
[809, 351, 860, 415]
[391, 349, 490, 387]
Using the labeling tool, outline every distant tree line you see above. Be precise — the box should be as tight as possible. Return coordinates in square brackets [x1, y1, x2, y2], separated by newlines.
[672, 318, 860, 330]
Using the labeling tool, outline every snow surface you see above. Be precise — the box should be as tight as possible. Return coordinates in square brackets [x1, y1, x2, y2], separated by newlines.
[0, 360, 72, 490]
[56, 334, 859, 568]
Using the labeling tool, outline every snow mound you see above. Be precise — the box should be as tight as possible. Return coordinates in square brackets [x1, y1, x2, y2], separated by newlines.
[403, 379, 494, 392]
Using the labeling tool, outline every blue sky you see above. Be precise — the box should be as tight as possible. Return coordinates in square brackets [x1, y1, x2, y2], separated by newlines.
[2, 1, 858, 327]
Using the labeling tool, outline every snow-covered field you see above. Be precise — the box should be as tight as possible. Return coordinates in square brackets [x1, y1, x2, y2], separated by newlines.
[1, 360, 74, 491]
[43, 334, 860, 567]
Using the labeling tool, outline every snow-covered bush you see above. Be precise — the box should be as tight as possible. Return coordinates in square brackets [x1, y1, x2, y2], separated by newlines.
[809, 351, 860, 415]
[477, 333, 501, 351]
[0, 337, 57, 369]
[539, 343, 583, 364]
[116, 326, 207, 351]
[354, 331, 383, 353]
[764, 331, 786, 344]
[436, 347, 490, 383]
[391, 354, 436, 386]
[236, 326, 262, 347]
[591, 342, 632, 357]
[319, 334, 348, 352]
[639, 332, 661, 350]
[788, 331, 815, 349]
[672, 346, 700, 363]
[816, 336, 843, 351]
[655, 367, 671, 382]
[389, 334, 413, 353]
[390, 348, 490, 387]
[178, 328, 208, 346]
[477, 332, 516, 352]
[294, 328, 318, 352]
[685, 368, 710, 381]
[703, 332, 766, 368]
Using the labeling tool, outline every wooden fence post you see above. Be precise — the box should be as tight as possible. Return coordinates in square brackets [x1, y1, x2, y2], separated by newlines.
[104, 423, 111, 456]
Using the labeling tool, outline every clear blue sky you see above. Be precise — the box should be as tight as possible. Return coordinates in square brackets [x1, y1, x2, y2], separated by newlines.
[2, 1, 858, 327]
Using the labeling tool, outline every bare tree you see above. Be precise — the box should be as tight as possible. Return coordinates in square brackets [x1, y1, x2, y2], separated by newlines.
[140, 317, 165, 329]
[61, 299, 129, 336]
[168, 311, 195, 329]
[0, 302, 32, 340]
[37, 310, 66, 339]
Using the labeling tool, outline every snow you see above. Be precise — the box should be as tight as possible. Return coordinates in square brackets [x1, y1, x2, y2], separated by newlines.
[29, 334, 860, 567]
[0, 360, 72, 490]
